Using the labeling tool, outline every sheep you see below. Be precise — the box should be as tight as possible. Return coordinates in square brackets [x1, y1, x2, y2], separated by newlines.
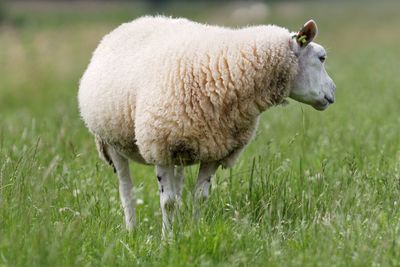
[78, 16, 336, 235]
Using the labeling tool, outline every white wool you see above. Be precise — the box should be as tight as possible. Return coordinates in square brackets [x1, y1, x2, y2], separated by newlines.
[78, 16, 298, 166]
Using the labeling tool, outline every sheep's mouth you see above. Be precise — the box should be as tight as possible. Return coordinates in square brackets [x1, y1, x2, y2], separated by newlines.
[312, 95, 334, 111]
[312, 100, 329, 111]
[312, 103, 329, 111]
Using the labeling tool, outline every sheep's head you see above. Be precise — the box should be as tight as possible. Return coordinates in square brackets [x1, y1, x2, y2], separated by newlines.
[289, 20, 336, 111]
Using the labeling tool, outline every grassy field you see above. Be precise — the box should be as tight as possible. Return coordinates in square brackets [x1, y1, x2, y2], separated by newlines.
[1, 1, 400, 266]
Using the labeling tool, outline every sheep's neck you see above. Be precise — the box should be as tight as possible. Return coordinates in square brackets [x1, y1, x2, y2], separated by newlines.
[251, 43, 297, 113]
[223, 41, 298, 120]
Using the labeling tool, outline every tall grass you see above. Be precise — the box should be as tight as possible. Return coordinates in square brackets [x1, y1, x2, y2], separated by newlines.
[1, 1, 400, 266]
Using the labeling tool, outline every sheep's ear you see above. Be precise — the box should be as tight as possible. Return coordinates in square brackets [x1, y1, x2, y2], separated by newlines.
[295, 20, 318, 48]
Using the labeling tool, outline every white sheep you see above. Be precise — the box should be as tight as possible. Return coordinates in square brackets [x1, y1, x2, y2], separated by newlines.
[78, 16, 336, 235]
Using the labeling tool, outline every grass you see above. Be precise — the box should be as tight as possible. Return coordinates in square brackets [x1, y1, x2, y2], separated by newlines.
[1, 1, 400, 266]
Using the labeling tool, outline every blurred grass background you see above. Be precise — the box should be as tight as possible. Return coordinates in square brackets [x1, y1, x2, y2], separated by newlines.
[1, 0, 400, 266]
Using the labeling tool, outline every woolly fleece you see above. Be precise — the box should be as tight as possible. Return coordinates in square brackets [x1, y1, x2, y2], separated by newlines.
[78, 16, 299, 166]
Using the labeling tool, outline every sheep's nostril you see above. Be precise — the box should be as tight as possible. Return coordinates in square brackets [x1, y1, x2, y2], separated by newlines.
[325, 95, 334, 104]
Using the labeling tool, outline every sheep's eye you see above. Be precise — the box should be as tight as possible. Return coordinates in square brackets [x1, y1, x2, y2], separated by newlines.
[319, 55, 326, 63]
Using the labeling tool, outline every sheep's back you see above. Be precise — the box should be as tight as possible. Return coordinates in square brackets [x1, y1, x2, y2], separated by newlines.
[79, 17, 233, 161]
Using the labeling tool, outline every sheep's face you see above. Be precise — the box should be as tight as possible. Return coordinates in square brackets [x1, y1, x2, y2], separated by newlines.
[289, 20, 336, 111]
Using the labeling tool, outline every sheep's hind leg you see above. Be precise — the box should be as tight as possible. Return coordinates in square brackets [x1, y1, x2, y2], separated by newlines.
[108, 148, 135, 230]
[174, 166, 184, 198]
[156, 165, 184, 238]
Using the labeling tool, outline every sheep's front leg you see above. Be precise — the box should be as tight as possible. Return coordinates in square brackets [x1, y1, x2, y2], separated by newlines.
[156, 165, 184, 237]
[194, 161, 219, 201]
[193, 161, 219, 219]
[108, 148, 135, 230]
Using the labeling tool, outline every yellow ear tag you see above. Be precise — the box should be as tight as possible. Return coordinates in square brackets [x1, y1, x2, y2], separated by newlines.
[297, 35, 307, 45]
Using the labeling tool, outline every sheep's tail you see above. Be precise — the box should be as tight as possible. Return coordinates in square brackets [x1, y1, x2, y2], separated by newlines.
[95, 135, 116, 173]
